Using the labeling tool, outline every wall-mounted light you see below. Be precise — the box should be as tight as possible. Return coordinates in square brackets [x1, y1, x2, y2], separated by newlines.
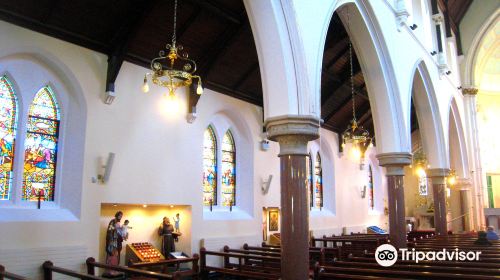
[260, 140, 270, 151]
[430, 51, 437, 56]
[104, 90, 116, 105]
[457, 86, 462, 90]
[409, 24, 418, 30]
[446, 71, 452, 75]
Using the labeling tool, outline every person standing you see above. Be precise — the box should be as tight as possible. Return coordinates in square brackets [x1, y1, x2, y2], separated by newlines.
[158, 217, 175, 257]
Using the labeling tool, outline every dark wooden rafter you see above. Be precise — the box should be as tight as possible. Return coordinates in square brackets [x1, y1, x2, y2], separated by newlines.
[41, 0, 60, 24]
[176, 9, 202, 42]
[197, 21, 246, 78]
[106, 0, 159, 92]
[324, 39, 350, 70]
[321, 55, 362, 104]
[232, 62, 259, 89]
[205, 80, 261, 106]
[186, 0, 242, 24]
[0, 7, 108, 53]
[322, 85, 368, 123]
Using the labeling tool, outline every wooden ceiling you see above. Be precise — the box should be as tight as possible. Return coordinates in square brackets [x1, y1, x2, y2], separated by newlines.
[0, 0, 472, 138]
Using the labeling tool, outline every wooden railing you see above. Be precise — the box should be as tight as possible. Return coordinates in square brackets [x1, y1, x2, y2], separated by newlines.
[0, 265, 28, 280]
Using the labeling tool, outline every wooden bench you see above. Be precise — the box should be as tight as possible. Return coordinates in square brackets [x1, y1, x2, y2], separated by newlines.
[313, 263, 500, 279]
[199, 247, 281, 279]
[0, 265, 28, 280]
[127, 255, 199, 278]
[42, 261, 105, 280]
[85, 258, 181, 279]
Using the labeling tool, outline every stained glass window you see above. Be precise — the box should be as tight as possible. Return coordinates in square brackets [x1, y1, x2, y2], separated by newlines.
[203, 126, 217, 206]
[308, 153, 313, 208]
[0, 76, 18, 200]
[314, 152, 323, 208]
[221, 130, 235, 206]
[22, 87, 60, 201]
[368, 165, 374, 210]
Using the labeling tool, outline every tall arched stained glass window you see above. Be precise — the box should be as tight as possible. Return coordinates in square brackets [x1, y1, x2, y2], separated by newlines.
[368, 165, 374, 210]
[314, 152, 323, 208]
[22, 86, 60, 201]
[308, 153, 313, 208]
[203, 126, 217, 206]
[221, 130, 236, 206]
[0, 76, 18, 200]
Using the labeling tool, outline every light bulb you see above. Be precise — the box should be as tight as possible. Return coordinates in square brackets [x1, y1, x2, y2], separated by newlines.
[142, 75, 149, 93]
[350, 145, 361, 160]
[141, 82, 149, 93]
[196, 82, 203, 95]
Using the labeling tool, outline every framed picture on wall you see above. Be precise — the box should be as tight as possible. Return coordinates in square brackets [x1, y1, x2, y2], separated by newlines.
[269, 209, 279, 231]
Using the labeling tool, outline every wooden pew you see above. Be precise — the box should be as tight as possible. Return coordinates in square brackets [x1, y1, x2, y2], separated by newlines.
[127, 255, 199, 278]
[0, 265, 28, 280]
[325, 259, 500, 276]
[348, 256, 500, 269]
[246, 244, 341, 263]
[313, 263, 500, 279]
[85, 257, 180, 279]
[199, 247, 281, 279]
[42, 261, 105, 280]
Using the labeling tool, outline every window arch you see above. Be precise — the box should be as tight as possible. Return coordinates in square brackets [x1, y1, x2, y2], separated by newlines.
[221, 130, 235, 206]
[368, 165, 374, 210]
[314, 152, 323, 208]
[0, 76, 18, 201]
[203, 125, 217, 206]
[22, 86, 60, 201]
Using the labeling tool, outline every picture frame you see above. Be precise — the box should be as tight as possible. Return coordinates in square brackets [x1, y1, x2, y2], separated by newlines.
[268, 209, 279, 231]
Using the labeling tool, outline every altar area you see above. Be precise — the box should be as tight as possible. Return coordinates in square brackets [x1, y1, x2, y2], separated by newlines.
[99, 204, 192, 266]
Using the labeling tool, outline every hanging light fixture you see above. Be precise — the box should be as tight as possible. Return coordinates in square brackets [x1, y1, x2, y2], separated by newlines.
[341, 8, 371, 161]
[142, 0, 203, 97]
[447, 169, 457, 186]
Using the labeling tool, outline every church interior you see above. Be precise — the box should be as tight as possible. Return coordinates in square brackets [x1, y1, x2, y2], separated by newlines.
[0, 0, 499, 279]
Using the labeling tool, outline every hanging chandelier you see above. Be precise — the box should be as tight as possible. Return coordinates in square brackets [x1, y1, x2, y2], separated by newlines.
[411, 150, 428, 178]
[341, 9, 371, 159]
[142, 0, 203, 97]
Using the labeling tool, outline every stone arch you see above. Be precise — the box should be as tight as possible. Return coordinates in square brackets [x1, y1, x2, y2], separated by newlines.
[409, 59, 448, 168]
[448, 97, 470, 178]
[316, 0, 408, 154]
[464, 9, 499, 87]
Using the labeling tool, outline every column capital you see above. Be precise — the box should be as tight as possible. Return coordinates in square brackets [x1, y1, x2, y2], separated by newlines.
[462, 87, 478, 95]
[427, 168, 450, 178]
[376, 152, 412, 176]
[264, 115, 320, 156]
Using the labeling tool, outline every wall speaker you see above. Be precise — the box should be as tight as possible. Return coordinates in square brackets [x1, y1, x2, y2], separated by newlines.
[98, 152, 115, 183]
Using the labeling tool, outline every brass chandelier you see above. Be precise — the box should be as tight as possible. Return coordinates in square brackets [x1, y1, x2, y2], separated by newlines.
[142, 0, 203, 97]
[341, 9, 371, 157]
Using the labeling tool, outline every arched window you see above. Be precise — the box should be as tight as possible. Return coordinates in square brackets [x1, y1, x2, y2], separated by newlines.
[314, 152, 323, 208]
[0, 76, 18, 201]
[368, 165, 374, 210]
[22, 86, 60, 201]
[308, 153, 313, 208]
[221, 130, 235, 206]
[203, 126, 217, 206]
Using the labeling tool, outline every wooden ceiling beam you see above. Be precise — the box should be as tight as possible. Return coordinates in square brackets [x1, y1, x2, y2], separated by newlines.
[41, 0, 60, 24]
[232, 62, 259, 90]
[106, 0, 158, 93]
[176, 9, 202, 42]
[205, 80, 262, 106]
[324, 40, 350, 70]
[197, 22, 246, 77]
[322, 84, 368, 123]
[0, 8, 109, 53]
[185, 0, 242, 24]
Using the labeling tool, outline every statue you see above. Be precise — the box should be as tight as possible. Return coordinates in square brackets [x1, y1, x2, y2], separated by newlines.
[158, 217, 175, 257]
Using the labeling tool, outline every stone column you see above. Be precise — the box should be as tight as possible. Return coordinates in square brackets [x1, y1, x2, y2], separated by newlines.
[427, 168, 450, 236]
[265, 115, 319, 280]
[456, 178, 473, 231]
[462, 87, 485, 230]
[376, 152, 412, 249]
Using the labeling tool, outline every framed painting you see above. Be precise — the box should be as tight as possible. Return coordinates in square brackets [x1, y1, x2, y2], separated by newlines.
[269, 209, 279, 231]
